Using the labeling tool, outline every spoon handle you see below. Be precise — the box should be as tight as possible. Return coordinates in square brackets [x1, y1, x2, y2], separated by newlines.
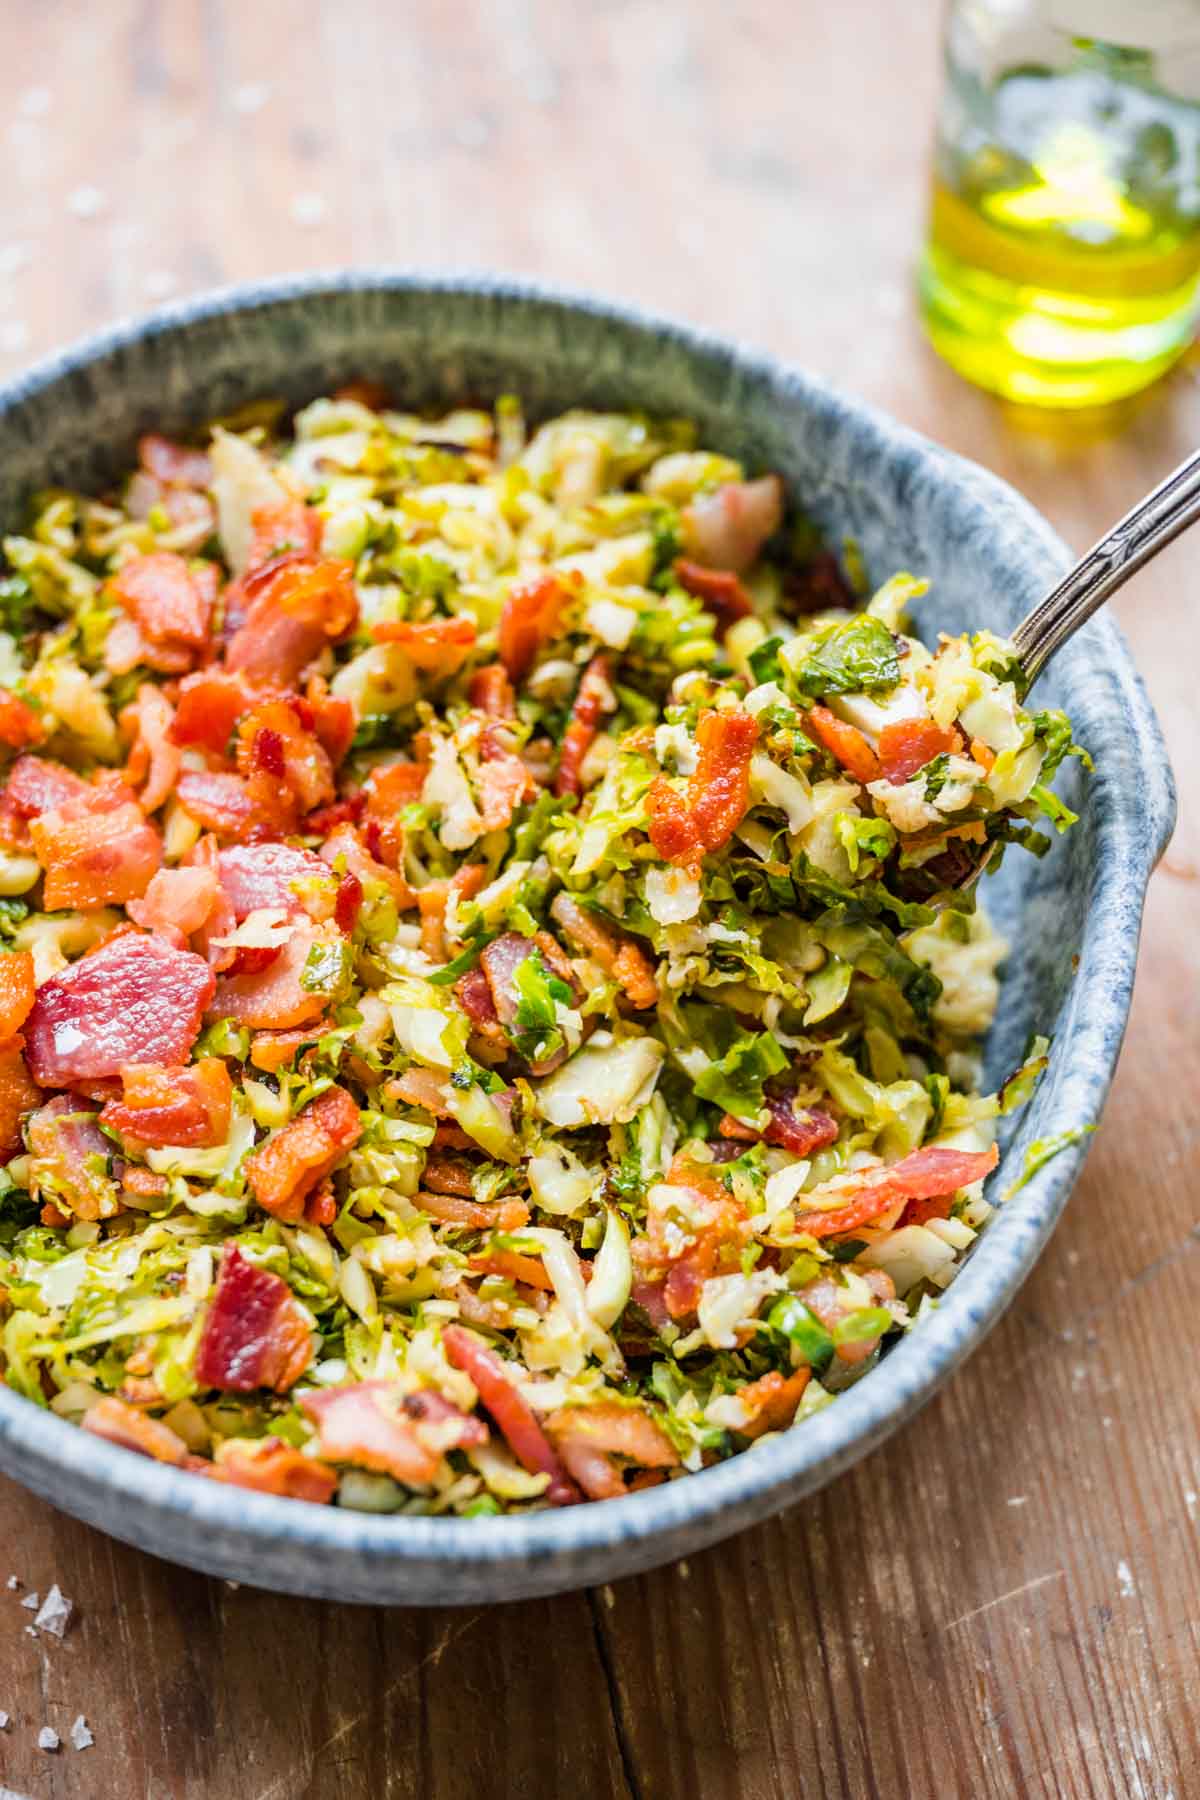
[1012, 444, 1200, 685]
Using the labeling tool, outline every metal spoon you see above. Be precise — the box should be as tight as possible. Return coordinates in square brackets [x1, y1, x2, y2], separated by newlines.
[949, 443, 1200, 893]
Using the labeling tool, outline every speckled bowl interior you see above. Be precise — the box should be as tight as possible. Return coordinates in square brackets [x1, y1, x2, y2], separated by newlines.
[0, 275, 1175, 1603]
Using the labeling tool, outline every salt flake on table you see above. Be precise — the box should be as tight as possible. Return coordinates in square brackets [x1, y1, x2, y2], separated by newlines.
[38, 1725, 60, 1751]
[5, 1574, 18, 1589]
[34, 1585, 72, 1638]
[0, 1708, 9, 1728]
[19, 1592, 38, 1610]
[70, 1713, 94, 1750]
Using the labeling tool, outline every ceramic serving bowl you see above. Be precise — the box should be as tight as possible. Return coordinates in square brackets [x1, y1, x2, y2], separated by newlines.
[0, 274, 1175, 1604]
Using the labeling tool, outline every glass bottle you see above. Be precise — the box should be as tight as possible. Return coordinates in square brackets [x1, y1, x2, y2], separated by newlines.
[919, 0, 1200, 407]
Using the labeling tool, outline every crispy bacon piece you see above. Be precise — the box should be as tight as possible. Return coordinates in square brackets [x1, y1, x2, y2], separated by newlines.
[370, 615, 477, 677]
[244, 1084, 362, 1222]
[799, 1270, 896, 1365]
[681, 475, 783, 573]
[441, 1325, 580, 1505]
[210, 1437, 337, 1503]
[498, 571, 564, 682]
[631, 1176, 752, 1322]
[109, 551, 215, 660]
[718, 1097, 839, 1157]
[225, 553, 358, 688]
[126, 864, 220, 940]
[877, 718, 960, 784]
[673, 558, 754, 632]
[30, 777, 162, 910]
[0, 950, 35, 1040]
[477, 739, 536, 832]
[546, 1403, 679, 1500]
[646, 706, 758, 866]
[208, 923, 335, 1030]
[303, 678, 356, 767]
[82, 1396, 190, 1465]
[554, 654, 613, 797]
[469, 663, 516, 719]
[25, 932, 215, 1086]
[735, 1368, 812, 1439]
[248, 1024, 327, 1073]
[0, 688, 45, 750]
[235, 696, 336, 820]
[216, 842, 331, 921]
[807, 704, 880, 784]
[333, 871, 363, 934]
[169, 668, 255, 758]
[4, 753, 88, 818]
[0, 1037, 40, 1159]
[175, 769, 261, 839]
[138, 433, 212, 490]
[244, 499, 324, 572]
[194, 1244, 313, 1391]
[417, 1190, 530, 1230]
[26, 1095, 120, 1221]
[415, 862, 486, 963]
[550, 893, 658, 1009]
[120, 682, 181, 815]
[970, 737, 997, 775]
[333, 378, 389, 410]
[300, 1381, 462, 1486]
[100, 1058, 233, 1148]
[792, 1143, 1000, 1239]
[420, 1153, 476, 1196]
[469, 1248, 556, 1291]
[359, 760, 427, 873]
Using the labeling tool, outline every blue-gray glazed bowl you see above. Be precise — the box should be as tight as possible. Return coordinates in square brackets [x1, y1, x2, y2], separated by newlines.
[0, 273, 1175, 1604]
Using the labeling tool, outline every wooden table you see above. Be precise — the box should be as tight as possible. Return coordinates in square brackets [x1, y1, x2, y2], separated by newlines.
[1, 4, 1196, 1795]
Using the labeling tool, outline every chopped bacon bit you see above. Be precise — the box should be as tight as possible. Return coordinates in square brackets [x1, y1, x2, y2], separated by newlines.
[217, 842, 331, 922]
[899, 1191, 955, 1229]
[303, 679, 356, 766]
[477, 748, 536, 832]
[431, 1119, 477, 1152]
[108, 552, 214, 667]
[26, 1095, 120, 1219]
[631, 1177, 751, 1322]
[498, 571, 564, 682]
[0, 951, 36, 1040]
[646, 706, 758, 866]
[718, 1097, 839, 1157]
[674, 558, 754, 632]
[550, 893, 658, 1009]
[469, 1249, 556, 1291]
[30, 777, 162, 910]
[359, 760, 427, 871]
[333, 871, 363, 934]
[25, 932, 215, 1086]
[0, 1037, 40, 1159]
[169, 668, 254, 758]
[970, 737, 997, 774]
[417, 1190, 530, 1230]
[370, 615, 477, 677]
[792, 1143, 1000, 1239]
[245, 499, 324, 572]
[386, 1064, 453, 1116]
[121, 1165, 169, 1199]
[194, 1245, 313, 1391]
[175, 769, 260, 839]
[877, 717, 960, 784]
[300, 1381, 450, 1486]
[4, 753, 87, 818]
[420, 1153, 476, 1196]
[235, 696, 336, 823]
[806, 704, 881, 784]
[244, 1084, 362, 1222]
[735, 1368, 812, 1439]
[333, 378, 389, 411]
[82, 1396, 190, 1465]
[469, 663, 516, 719]
[120, 682, 181, 815]
[127, 864, 220, 940]
[681, 475, 783, 573]
[554, 654, 614, 797]
[100, 1058, 233, 1149]
[442, 1325, 580, 1504]
[248, 1024, 326, 1072]
[226, 553, 358, 688]
[138, 433, 212, 489]
[209, 923, 335, 1030]
[210, 1437, 337, 1503]
[0, 688, 45, 750]
[546, 1403, 679, 1500]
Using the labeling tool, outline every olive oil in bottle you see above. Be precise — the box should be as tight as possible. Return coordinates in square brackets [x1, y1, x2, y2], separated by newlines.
[920, 15, 1200, 408]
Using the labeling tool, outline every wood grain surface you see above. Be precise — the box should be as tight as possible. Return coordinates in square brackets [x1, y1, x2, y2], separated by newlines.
[1, 4, 1197, 1796]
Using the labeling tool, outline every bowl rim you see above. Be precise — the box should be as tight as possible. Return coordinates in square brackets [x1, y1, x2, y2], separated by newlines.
[0, 269, 1177, 1592]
